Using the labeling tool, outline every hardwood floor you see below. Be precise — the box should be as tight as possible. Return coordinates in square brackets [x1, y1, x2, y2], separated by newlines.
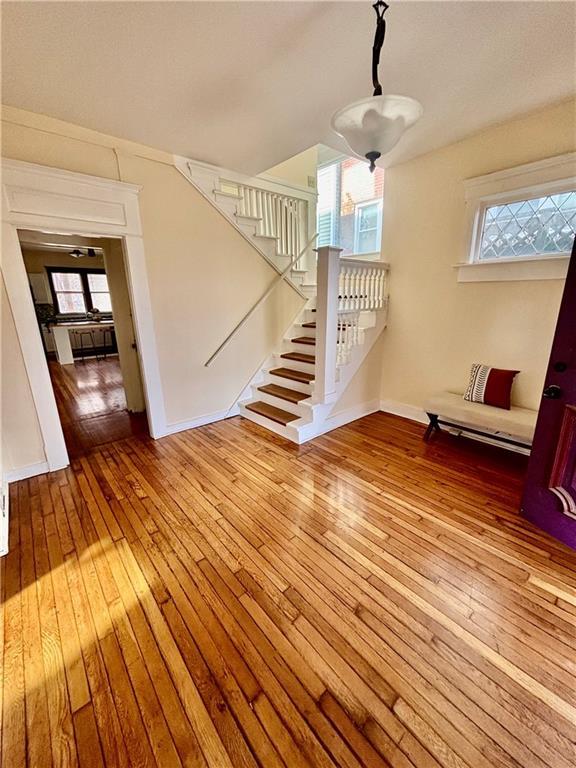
[2, 412, 576, 768]
[48, 358, 148, 458]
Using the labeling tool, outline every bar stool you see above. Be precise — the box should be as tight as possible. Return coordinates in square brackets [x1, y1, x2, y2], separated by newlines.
[72, 329, 99, 362]
[101, 327, 114, 359]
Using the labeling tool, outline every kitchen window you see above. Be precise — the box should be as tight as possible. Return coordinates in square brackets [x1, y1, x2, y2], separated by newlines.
[47, 268, 112, 315]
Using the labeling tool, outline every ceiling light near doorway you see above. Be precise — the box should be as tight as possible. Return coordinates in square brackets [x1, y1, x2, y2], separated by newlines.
[331, 1, 423, 172]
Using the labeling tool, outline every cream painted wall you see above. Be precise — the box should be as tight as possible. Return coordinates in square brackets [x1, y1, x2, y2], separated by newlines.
[23, 249, 105, 273]
[1, 276, 46, 470]
[265, 146, 318, 190]
[2, 107, 304, 467]
[380, 99, 575, 413]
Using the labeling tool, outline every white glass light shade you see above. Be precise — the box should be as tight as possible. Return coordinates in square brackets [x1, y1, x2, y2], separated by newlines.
[331, 94, 423, 166]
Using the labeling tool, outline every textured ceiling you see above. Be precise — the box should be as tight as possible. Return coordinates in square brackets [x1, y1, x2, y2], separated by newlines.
[2, 1, 575, 174]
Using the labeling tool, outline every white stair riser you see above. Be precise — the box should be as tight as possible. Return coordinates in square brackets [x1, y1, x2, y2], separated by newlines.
[266, 371, 314, 395]
[286, 339, 316, 353]
[252, 235, 278, 260]
[235, 220, 258, 237]
[273, 354, 315, 374]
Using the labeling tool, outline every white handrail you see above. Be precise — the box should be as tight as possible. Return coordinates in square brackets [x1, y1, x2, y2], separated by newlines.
[204, 232, 318, 367]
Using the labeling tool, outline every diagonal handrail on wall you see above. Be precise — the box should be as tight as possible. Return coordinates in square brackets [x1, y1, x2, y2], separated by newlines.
[204, 233, 318, 367]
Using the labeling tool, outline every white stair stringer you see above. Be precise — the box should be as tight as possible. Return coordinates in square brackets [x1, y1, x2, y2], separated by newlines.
[173, 155, 313, 295]
[238, 296, 389, 444]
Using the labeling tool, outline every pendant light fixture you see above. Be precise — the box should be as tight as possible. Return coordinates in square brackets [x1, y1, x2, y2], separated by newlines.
[331, 1, 423, 172]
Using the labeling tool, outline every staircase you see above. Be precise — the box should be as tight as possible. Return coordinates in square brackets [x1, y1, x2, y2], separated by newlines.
[174, 156, 389, 444]
[238, 252, 389, 443]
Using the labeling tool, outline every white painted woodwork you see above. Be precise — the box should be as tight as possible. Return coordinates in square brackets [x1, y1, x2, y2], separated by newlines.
[315, 246, 342, 403]
[174, 155, 317, 282]
[1, 159, 168, 480]
[460, 152, 576, 281]
[239, 249, 390, 444]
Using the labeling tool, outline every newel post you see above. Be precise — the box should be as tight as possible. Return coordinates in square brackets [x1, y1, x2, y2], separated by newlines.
[315, 246, 342, 403]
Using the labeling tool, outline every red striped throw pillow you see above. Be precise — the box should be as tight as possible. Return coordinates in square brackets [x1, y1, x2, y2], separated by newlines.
[464, 364, 519, 410]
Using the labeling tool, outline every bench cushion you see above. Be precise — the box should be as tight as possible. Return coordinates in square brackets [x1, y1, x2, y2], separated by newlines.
[424, 391, 537, 443]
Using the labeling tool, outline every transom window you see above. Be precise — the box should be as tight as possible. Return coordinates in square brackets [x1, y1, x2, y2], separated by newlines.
[47, 268, 112, 315]
[478, 190, 576, 261]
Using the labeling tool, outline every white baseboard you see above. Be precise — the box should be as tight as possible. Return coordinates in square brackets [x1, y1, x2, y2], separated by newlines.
[379, 399, 428, 424]
[5, 460, 50, 483]
[162, 404, 240, 437]
[303, 399, 381, 442]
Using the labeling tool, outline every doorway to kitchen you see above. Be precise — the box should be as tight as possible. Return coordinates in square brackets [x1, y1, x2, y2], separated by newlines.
[19, 229, 148, 458]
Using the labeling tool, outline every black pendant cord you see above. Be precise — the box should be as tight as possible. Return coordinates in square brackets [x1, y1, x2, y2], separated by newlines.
[371, 1, 388, 97]
[366, 1, 389, 171]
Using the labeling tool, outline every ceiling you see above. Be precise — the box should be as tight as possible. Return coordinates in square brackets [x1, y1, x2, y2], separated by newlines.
[3, 2, 575, 175]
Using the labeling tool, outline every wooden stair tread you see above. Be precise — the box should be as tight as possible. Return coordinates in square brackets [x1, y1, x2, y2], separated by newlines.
[291, 336, 316, 346]
[245, 401, 299, 426]
[302, 322, 316, 328]
[270, 367, 314, 383]
[258, 384, 310, 403]
[281, 352, 315, 364]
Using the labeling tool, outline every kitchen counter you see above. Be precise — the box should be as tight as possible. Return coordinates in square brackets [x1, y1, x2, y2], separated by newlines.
[52, 321, 114, 364]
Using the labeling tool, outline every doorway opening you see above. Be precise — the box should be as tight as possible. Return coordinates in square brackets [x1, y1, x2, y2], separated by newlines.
[19, 229, 148, 459]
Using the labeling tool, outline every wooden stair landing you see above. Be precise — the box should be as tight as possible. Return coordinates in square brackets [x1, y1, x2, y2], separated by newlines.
[269, 367, 314, 384]
[258, 383, 310, 404]
[245, 401, 299, 425]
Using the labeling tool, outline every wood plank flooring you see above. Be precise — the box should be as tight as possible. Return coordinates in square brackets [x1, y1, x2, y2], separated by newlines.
[2, 412, 576, 767]
[48, 358, 148, 458]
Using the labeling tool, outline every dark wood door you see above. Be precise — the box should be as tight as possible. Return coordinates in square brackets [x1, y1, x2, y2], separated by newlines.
[521, 238, 576, 549]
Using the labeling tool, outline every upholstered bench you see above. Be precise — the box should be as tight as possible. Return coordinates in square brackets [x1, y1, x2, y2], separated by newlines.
[423, 391, 538, 449]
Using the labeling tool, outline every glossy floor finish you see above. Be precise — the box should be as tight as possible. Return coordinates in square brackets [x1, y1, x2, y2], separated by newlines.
[2, 413, 576, 768]
[48, 358, 148, 458]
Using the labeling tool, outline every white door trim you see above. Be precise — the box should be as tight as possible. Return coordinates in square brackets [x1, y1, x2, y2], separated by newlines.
[1, 159, 167, 473]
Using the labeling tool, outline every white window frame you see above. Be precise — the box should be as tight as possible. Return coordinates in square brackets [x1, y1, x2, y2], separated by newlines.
[456, 152, 576, 283]
[354, 199, 383, 255]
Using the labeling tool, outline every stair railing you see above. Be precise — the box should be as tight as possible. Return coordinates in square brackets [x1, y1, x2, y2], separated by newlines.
[315, 247, 389, 401]
[204, 232, 318, 367]
[231, 182, 308, 262]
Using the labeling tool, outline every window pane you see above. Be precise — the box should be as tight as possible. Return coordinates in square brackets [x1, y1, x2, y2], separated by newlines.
[358, 203, 379, 231]
[90, 292, 112, 312]
[52, 272, 82, 291]
[479, 191, 576, 260]
[358, 229, 379, 254]
[87, 273, 109, 292]
[57, 292, 86, 313]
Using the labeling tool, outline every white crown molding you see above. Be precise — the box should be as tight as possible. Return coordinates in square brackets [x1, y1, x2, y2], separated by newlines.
[2, 158, 142, 194]
[464, 152, 576, 199]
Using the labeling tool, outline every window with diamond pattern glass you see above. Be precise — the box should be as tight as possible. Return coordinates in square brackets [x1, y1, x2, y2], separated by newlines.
[479, 191, 576, 261]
